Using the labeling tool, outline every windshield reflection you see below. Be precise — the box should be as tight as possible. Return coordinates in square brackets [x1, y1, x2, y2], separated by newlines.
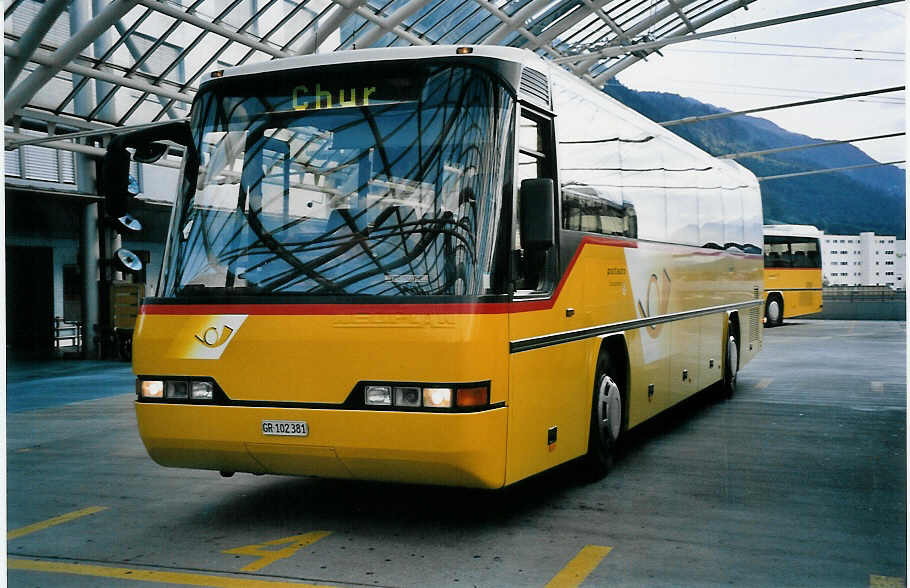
[164, 64, 513, 298]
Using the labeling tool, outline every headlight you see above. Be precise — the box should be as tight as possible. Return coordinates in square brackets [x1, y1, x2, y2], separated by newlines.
[360, 382, 489, 410]
[165, 380, 188, 399]
[139, 380, 164, 399]
[365, 385, 392, 406]
[191, 381, 214, 400]
[137, 377, 218, 402]
[394, 386, 421, 407]
[422, 387, 453, 408]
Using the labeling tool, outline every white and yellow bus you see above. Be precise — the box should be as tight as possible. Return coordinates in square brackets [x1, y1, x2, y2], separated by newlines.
[114, 46, 764, 489]
[762, 224, 823, 326]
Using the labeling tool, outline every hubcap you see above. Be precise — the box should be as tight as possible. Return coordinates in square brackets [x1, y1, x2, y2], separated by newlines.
[727, 335, 738, 381]
[597, 375, 622, 444]
[767, 300, 780, 323]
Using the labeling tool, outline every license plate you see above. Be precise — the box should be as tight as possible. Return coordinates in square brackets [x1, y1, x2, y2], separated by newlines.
[261, 420, 309, 437]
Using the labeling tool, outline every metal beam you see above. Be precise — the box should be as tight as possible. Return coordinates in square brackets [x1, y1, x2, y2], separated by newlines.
[3, 0, 69, 93]
[112, 21, 181, 119]
[291, 2, 362, 54]
[6, 119, 189, 149]
[354, 0, 435, 48]
[134, 0, 288, 58]
[568, 0, 699, 75]
[4, 131, 183, 169]
[758, 160, 906, 182]
[330, 0, 429, 46]
[667, 0, 696, 33]
[590, 0, 758, 83]
[5, 131, 106, 157]
[718, 132, 906, 159]
[558, 0, 901, 65]
[4, 42, 194, 105]
[4, 0, 139, 123]
[483, 0, 555, 45]
[660, 86, 905, 127]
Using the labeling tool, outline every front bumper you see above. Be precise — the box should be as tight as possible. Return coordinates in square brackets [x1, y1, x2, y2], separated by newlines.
[135, 402, 508, 488]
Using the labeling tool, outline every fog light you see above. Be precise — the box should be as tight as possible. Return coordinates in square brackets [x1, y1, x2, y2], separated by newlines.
[140, 380, 164, 399]
[422, 387, 453, 408]
[365, 385, 392, 406]
[165, 380, 188, 399]
[394, 386, 421, 407]
[191, 381, 214, 400]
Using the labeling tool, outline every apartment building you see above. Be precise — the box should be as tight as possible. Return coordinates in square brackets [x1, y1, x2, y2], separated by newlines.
[821, 232, 903, 289]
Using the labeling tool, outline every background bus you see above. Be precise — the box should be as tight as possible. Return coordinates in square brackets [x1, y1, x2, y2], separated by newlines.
[762, 224, 823, 326]
[113, 46, 764, 489]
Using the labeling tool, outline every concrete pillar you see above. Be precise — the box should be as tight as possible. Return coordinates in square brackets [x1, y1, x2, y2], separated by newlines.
[91, 0, 118, 123]
[71, 0, 100, 358]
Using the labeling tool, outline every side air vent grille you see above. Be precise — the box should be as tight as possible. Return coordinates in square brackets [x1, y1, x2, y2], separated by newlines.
[749, 306, 761, 342]
[520, 67, 550, 107]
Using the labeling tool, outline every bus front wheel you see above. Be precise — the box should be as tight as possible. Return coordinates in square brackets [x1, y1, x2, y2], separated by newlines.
[722, 317, 739, 398]
[583, 353, 624, 478]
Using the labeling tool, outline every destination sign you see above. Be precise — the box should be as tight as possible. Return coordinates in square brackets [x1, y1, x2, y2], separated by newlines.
[290, 77, 422, 111]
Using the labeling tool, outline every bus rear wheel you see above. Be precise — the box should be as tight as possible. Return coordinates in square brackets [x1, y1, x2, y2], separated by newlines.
[765, 295, 783, 327]
[583, 354, 624, 478]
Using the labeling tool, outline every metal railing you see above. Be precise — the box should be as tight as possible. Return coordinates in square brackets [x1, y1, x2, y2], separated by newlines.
[823, 286, 906, 303]
[53, 317, 83, 352]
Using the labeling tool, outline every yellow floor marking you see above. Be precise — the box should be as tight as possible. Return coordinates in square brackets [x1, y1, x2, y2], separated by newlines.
[755, 378, 773, 390]
[8, 506, 108, 540]
[8, 557, 335, 587]
[224, 531, 332, 572]
[870, 382, 885, 393]
[870, 575, 905, 587]
[545, 545, 613, 588]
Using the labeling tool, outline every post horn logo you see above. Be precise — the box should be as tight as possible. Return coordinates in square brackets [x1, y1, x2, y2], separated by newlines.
[637, 269, 671, 338]
[195, 325, 234, 348]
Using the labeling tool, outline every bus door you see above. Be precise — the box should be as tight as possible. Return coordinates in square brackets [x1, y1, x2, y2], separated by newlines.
[506, 107, 589, 484]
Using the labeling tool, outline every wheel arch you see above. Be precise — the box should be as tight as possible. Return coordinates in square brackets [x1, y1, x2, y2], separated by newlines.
[726, 310, 742, 366]
[595, 333, 630, 433]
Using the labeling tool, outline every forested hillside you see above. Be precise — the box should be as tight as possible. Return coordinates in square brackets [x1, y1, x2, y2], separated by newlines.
[603, 82, 906, 238]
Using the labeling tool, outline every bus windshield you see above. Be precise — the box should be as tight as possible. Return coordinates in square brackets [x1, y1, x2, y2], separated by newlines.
[161, 63, 514, 298]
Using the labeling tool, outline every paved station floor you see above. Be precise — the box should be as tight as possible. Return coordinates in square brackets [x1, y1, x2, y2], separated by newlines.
[6, 320, 907, 587]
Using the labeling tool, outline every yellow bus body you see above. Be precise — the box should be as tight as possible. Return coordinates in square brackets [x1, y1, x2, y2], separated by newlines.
[763, 268, 823, 319]
[134, 239, 763, 488]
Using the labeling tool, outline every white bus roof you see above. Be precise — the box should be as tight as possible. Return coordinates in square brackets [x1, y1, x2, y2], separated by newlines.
[205, 45, 548, 84]
[763, 224, 823, 238]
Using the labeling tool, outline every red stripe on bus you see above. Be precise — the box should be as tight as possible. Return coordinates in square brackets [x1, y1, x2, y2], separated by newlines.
[140, 235, 637, 316]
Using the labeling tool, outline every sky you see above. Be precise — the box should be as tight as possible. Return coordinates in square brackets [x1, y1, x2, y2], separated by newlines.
[613, 0, 906, 165]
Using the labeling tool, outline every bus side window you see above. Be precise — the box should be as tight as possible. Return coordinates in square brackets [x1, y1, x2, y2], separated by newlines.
[516, 108, 557, 294]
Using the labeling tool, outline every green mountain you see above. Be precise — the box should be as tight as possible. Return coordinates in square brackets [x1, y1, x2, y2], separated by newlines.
[603, 81, 906, 239]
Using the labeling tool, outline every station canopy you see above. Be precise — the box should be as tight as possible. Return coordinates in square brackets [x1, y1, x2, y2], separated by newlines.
[5, 0, 756, 136]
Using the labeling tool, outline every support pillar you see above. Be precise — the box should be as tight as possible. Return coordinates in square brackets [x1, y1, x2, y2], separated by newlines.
[71, 0, 100, 358]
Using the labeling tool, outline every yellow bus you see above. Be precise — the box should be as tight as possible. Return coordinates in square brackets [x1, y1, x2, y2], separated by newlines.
[762, 224, 823, 327]
[112, 46, 764, 489]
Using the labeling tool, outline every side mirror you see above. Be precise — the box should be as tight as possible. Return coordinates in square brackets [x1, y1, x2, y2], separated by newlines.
[133, 141, 168, 163]
[519, 178, 555, 251]
[102, 120, 193, 219]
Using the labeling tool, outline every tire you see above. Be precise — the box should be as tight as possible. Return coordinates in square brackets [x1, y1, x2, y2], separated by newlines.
[722, 317, 739, 398]
[583, 353, 624, 478]
[765, 295, 783, 327]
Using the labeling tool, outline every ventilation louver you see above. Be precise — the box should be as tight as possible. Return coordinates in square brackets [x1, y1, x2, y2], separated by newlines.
[520, 67, 550, 108]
